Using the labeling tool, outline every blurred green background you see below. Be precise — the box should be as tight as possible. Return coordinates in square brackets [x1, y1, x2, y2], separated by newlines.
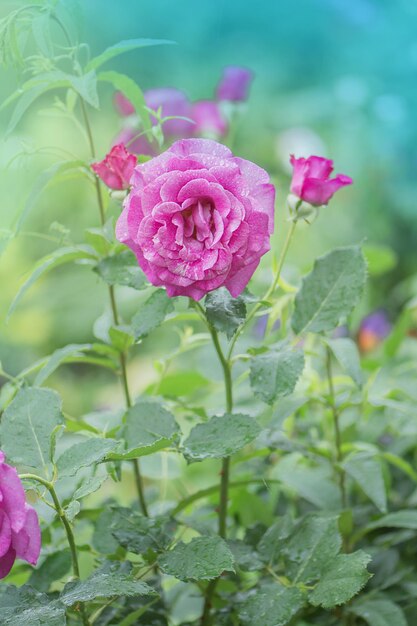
[1, 0, 416, 416]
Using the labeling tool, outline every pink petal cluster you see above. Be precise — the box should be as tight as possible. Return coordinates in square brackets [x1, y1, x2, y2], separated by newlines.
[0, 451, 41, 579]
[116, 138, 275, 300]
[290, 155, 353, 206]
[216, 66, 253, 102]
[92, 144, 137, 190]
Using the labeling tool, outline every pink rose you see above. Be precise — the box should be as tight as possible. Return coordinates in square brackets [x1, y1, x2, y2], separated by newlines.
[191, 101, 228, 137]
[216, 66, 253, 102]
[92, 144, 137, 190]
[116, 138, 275, 300]
[290, 155, 353, 206]
[0, 451, 41, 579]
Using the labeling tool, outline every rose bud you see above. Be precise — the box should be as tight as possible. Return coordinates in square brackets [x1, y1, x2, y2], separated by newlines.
[191, 101, 228, 138]
[0, 451, 41, 579]
[358, 310, 391, 352]
[91, 144, 137, 190]
[116, 138, 275, 301]
[216, 66, 253, 102]
[288, 155, 353, 221]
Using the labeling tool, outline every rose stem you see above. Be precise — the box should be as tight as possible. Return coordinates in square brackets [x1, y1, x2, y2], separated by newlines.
[20, 474, 90, 626]
[325, 346, 347, 509]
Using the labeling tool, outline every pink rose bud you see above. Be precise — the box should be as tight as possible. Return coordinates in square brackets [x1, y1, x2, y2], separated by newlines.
[216, 66, 253, 102]
[289, 155, 353, 206]
[114, 91, 135, 117]
[191, 101, 228, 137]
[92, 144, 137, 190]
[0, 451, 41, 579]
[116, 138, 275, 301]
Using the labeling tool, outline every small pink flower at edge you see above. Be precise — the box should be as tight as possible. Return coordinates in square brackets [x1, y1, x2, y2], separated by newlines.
[0, 451, 41, 579]
[290, 155, 353, 206]
[92, 144, 137, 190]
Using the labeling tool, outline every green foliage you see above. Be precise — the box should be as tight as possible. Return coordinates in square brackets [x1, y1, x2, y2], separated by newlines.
[0, 387, 63, 474]
[95, 251, 148, 290]
[131, 289, 174, 340]
[343, 452, 387, 512]
[292, 245, 367, 335]
[249, 346, 304, 405]
[86, 38, 174, 72]
[60, 562, 156, 605]
[309, 551, 372, 608]
[325, 337, 363, 387]
[0, 584, 66, 626]
[205, 288, 247, 338]
[158, 536, 235, 581]
[350, 598, 408, 626]
[182, 413, 261, 461]
[238, 583, 305, 626]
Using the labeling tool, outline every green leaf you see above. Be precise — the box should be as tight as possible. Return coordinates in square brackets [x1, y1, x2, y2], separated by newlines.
[182, 413, 261, 461]
[60, 561, 156, 605]
[34, 343, 92, 386]
[366, 510, 417, 531]
[205, 287, 246, 339]
[56, 438, 120, 476]
[95, 250, 147, 290]
[131, 288, 174, 340]
[343, 452, 387, 512]
[29, 551, 72, 593]
[273, 453, 341, 509]
[258, 516, 294, 564]
[350, 598, 407, 626]
[238, 583, 304, 626]
[292, 246, 367, 335]
[112, 510, 174, 554]
[325, 337, 363, 387]
[310, 550, 372, 608]
[86, 38, 174, 72]
[8, 245, 96, 318]
[249, 346, 304, 405]
[109, 325, 135, 352]
[0, 585, 66, 626]
[158, 536, 234, 581]
[0, 387, 63, 474]
[284, 515, 342, 584]
[108, 399, 179, 460]
[98, 70, 152, 133]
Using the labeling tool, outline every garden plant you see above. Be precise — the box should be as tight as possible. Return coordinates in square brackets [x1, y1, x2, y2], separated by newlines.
[1, 3, 417, 626]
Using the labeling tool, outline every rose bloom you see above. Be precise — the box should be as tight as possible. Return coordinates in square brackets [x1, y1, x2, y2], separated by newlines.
[116, 138, 275, 300]
[191, 101, 228, 137]
[216, 66, 253, 102]
[0, 451, 41, 578]
[92, 144, 137, 190]
[290, 155, 353, 206]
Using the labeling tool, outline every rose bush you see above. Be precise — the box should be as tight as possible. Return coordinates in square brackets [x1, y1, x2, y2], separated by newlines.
[0, 452, 41, 579]
[116, 138, 275, 300]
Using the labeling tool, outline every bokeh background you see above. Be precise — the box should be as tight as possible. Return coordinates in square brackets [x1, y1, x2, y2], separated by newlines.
[1, 0, 417, 415]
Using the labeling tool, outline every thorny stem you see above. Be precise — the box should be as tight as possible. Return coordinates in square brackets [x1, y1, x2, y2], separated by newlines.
[194, 303, 233, 625]
[79, 86, 148, 516]
[20, 474, 90, 626]
[325, 346, 347, 509]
